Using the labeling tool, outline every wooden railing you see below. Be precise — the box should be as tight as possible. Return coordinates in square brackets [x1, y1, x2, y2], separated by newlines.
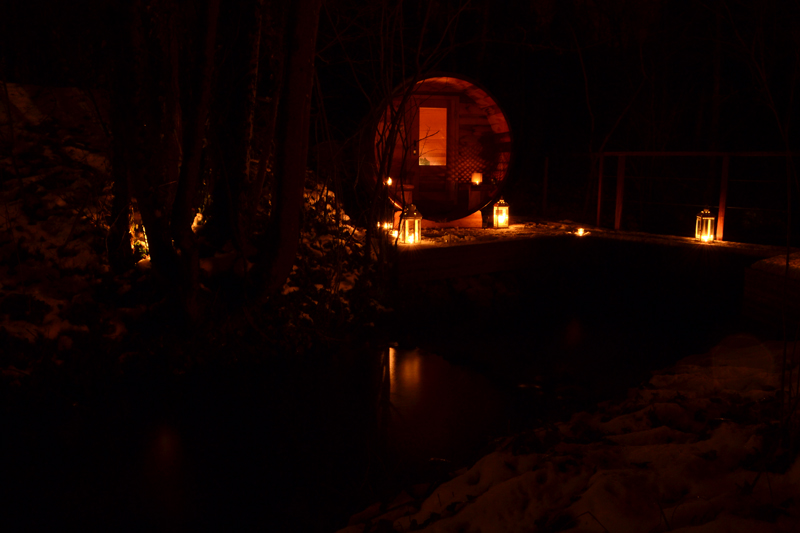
[540, 151, 794, 243]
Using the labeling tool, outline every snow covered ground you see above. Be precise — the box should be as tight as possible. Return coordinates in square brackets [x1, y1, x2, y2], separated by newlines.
[341, 333, 800, 532]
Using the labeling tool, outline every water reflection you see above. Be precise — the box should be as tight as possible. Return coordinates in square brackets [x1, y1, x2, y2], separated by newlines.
[384, 346, 508, 468]
[143, 423, 187, 524]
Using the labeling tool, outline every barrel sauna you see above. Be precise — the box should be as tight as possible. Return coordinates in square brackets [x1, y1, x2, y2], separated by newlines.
[369, 75, 513, 222]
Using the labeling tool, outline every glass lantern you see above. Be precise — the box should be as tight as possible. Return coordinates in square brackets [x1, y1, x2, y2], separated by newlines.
[399, 204, 422, 244]
[696, 209, 715, 243]
[493, 197, 509, 229]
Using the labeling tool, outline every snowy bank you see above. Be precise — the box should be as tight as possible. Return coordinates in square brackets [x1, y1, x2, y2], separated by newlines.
[341, 333, 800, 532]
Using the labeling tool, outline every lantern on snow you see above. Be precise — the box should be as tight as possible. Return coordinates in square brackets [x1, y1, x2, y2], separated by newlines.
[399, 204, 422, 244]
[493, 197, 509, 229]
[696, 209, 715, 243]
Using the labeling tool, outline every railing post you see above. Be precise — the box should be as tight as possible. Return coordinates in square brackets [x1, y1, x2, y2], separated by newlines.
[716, 154, 729, 241]
[542, 156, 549, 218]
[614, 155, 626, 230]
[596, 154, 604, 227]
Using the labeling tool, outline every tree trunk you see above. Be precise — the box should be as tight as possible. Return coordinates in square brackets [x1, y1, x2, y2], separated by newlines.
[107, 1, 136, 274]
[204, 0, 263, 250]
[247, 1, 286, 233]
[170, 0, 220, 323]
[254, 0, 322, 296]
[126, 0, 181, 284]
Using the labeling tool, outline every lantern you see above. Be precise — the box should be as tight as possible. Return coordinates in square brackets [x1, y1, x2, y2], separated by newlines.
[471, 172, 483, 185]
[576, 228, 585, 237]
[696, 209, 715, 243]
[399, 204, 422, 244]
[493, 197, 509, 229]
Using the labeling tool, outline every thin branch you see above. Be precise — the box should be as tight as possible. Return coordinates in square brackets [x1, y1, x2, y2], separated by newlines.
[569, 22, 595, 153]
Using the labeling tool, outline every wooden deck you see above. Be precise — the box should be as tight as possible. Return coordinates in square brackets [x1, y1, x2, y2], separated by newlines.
[395, 222, 792, 284]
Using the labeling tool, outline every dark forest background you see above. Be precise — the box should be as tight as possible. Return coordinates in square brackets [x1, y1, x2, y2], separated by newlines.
[2, 0, 799, 321]
[2, 2, 800, 530]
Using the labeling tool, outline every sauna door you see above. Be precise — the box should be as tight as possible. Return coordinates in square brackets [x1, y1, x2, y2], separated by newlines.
[408, 96, 458, 207]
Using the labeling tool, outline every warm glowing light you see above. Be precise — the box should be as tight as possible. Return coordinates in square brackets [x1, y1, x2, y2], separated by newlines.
[391, 230, 399, 238]
[419, 107, 447, 166]
[696, 209, 715, 243]
[400, 352, 421, 388]
[389, 346, 396, 393]
[386, 177, 393, 186]
[471, 172, 483, 185]
[493, 197, 510, 229]
[399, 204, 423, 244]
[191, 212, 204, 233]
[129, 203, 150, 260]
[576, 228, 585, 236]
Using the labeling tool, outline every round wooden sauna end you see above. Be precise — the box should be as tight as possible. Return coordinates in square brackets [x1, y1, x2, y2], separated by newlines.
[368, 75, 513, 222]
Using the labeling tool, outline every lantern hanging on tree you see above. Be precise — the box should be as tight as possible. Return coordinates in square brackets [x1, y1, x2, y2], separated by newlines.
[399, 204, 422, 244]
[493, 197, 509, 229]
[696, 209, 715, 243]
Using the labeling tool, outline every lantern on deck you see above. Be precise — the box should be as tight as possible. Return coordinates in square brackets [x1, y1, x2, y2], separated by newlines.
[696, 209, 715, 243]
[399, 204, 422, 244]
[493, 197, 509, 229]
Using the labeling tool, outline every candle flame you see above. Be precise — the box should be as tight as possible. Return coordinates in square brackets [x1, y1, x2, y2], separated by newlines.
[700, 234, 712, 243]
[386, 177, 392, 186]
[576, 228, 585, 236]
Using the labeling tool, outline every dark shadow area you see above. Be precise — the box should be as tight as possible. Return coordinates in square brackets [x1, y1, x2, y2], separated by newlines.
[1, 237, 768, 531]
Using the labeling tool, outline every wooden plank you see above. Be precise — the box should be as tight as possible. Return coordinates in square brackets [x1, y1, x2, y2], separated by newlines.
[717, 154, 729, 241]
[396, 230, 793, 285]
[615, 155, 626, 230]
[397, 238, 543, 282]
[459, 117, 490, 126]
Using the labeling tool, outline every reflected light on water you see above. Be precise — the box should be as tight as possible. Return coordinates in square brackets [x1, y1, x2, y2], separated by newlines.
[384, 346, 508, 466]
[389, 346, 396, 393]
[389, 345, 421, 395]
[144, 424, 186, 523]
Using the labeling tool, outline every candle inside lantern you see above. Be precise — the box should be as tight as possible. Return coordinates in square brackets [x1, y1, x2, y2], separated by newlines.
[471, 172, 483, 185]
[576, 228, 585, 236]
[399, 204, 422, 244]
[695, 209, 715, 243]
[493, 197, 509, 229]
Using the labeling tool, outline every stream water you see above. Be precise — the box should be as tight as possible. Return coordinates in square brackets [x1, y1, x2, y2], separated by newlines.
[3, 237, 765, 532]
[382, 345, 510, 472]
